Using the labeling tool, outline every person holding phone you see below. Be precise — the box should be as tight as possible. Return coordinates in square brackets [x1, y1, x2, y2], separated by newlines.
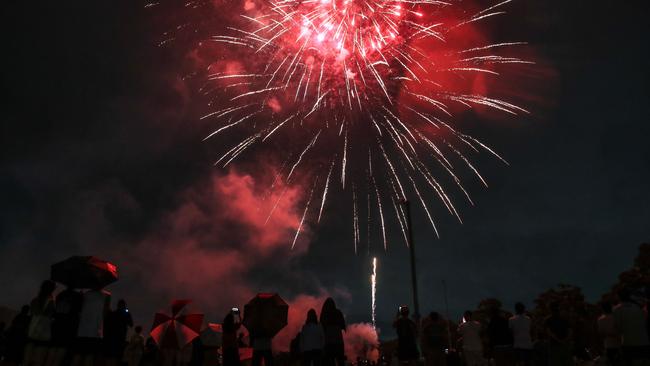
[223, 308, 242, 366]
[393, 306, 419, 366]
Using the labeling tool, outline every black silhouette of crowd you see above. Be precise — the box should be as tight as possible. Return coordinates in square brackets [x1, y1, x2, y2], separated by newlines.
[1, 280, 650, 366]
[2, 242, 650, 366]
[390, 292, 650, 366]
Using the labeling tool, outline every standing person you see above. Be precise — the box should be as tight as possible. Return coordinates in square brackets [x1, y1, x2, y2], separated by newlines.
[48, 286, 83, 366]
[24, 280, 57, 366]
[613, 289, 650, 365]
[598, 302, 621, 366]
[123, 326, 146, 366]
[222, 309, 242, 366]
[301, 309, 325, 366]
[0, 322, 7, 363]
[392, 306, 419, 366]
[458, 311, 483, 366]
[140, 337, 160, 366]
[4, 305, 31, 366]
[320, 298, 346, 366]
[573, 306, 593, 363]
[72, 286, 111, 366]
[251, 333, 273, 366]
[544, 302, 572, 366]
[487, 309, 513, 366]
[422, 312, 447, 366]
[104, 299, 134, 366]
[509, 303, 532, 366]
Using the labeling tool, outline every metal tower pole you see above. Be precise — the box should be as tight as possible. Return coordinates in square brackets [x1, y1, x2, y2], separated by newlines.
[401, 199, 420, 322]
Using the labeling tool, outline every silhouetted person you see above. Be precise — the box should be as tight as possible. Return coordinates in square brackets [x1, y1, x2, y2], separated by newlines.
[251, 332, 273, 366]
[141, 337, 160, 366]
[422, 312, 447, 366]
[0, 321, 7, 362]
[24, 280, 56, 366]
[509, 303, 532, 366]
[222, 310, 242, 366]
[573, 306, 592, 362]
[104, 299, 134, 366]
[49, 285, 83, 366]
[487, 308, 513, 366]
[458, 311, 483, 366]
[598, 302, 621, 366]
[301, 309, 324, 366]
[190, 335, 205, 366]
[72, 286, 111, 366]
[320, 298, 346, 366]
[393, 305, 419, 366]
[544, 302, 571, 366]
[614, 289, 650, 365]
[124, 326, 146, 366]
[4, 304, 31, 365]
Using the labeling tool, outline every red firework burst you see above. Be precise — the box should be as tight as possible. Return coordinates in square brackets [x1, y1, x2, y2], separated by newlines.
[152, 0, 534, 251]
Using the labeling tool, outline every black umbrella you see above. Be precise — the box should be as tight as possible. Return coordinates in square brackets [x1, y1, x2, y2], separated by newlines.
[242, 293, 288, 338]
[51, 256, 118, 289]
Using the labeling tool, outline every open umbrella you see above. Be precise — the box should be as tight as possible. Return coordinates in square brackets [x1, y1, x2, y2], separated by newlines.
[242, 293, 288, 338]
[151, 299, 204, 349]
[51, 256, 118, 289]
[200, 323, 223, 347]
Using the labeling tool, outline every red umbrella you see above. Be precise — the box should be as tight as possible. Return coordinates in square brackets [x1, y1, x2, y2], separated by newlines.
[151, 299, 204, 349]
[51, 256, 118, 289]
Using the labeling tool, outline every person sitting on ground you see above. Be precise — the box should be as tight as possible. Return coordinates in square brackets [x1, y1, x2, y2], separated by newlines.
[509, 303, 532, 366]
[301, 309, 325, 366]
[24, 280, 57, 366]
[458, 310, 483, 366]
[613, 289, 650, 364]
[320, 298, 346, 366]
[393, 305, 419, 366]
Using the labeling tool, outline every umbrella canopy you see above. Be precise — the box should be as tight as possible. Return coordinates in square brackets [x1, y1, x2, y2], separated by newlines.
[151, 299, 204, 349]
[200, 323, 223, 347]
[242, 293, 288, 338]
[51, 256, 118, 289]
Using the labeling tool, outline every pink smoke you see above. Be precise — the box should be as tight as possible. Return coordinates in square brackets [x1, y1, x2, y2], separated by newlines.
[344, 323, 380, 363]
[117, 166, 319, 322]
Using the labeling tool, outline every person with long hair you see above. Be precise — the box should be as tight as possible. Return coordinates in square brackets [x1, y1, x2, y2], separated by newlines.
[222, 309, 242, 366]
[301, 309, 324, 366]
[320, 298, 346, 366]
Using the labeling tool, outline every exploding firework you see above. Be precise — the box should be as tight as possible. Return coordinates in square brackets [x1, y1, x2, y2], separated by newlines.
[152, 0, 532, 250]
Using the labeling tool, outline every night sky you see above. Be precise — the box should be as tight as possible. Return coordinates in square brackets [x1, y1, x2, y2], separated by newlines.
[1, 0, 649, 337]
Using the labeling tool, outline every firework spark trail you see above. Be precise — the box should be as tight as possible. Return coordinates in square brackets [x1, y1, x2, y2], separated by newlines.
[371, 256, 377, 328]
[318, 158, 336, 222]
[291, 178, 318, 249]
[175, 0, 533, 249]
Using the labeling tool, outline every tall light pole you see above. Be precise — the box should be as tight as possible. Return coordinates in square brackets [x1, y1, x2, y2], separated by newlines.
[401, 199, 420, 321]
